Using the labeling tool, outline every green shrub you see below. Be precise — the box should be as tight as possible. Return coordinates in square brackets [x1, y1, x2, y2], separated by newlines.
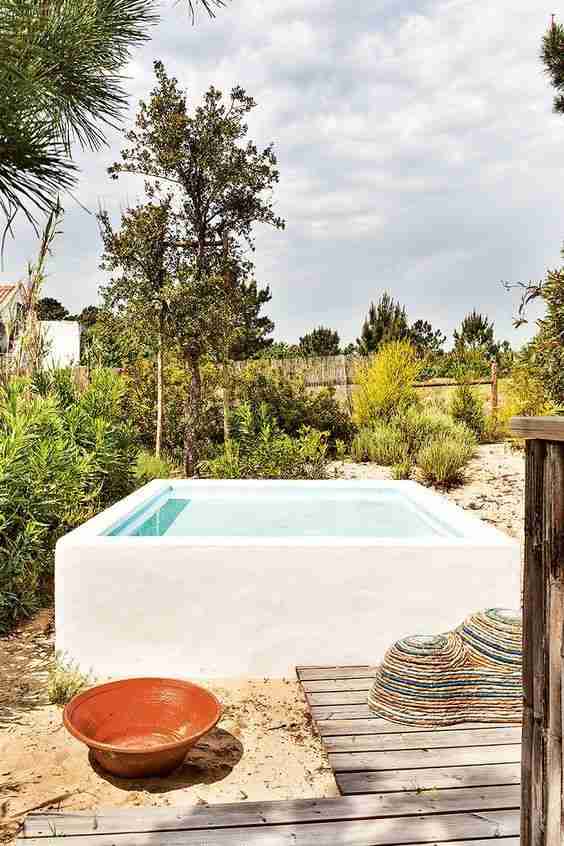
[417, 437, 474, 487]
[353, 340, 422, 426]
[0, 370, 138, 633]
[365, 424, 407, 466]
[393, 406, 476, 456]
[391, 457, 413, 480]
[134, 451, 174, 484]
[351, 429, 374, 462]
[449, 382, 486, 440]
[47, 652, 95, 705]
[334, 439, 348, 462]
[481, 414, 504, 444]
[351, 424, 406, 465]
[235, 364, 354, 453]
[122, 356, 224, 464]
[201, 402, 329, 480]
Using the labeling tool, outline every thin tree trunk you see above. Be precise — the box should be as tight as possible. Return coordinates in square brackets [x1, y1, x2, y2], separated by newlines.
[183, 351, 202, 477]
[222, 364, 231, 445]
[155, 330, 164, 458]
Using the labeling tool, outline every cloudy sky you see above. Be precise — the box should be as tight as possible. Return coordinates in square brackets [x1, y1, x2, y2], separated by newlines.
[3, 0, 563, 347]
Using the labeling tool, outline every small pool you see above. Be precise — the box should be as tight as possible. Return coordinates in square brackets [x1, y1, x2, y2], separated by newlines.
[106, 485, 464, 539]
[56, 479, 520, 678]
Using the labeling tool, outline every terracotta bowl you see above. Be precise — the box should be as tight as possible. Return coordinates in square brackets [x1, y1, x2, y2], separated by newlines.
[63, 677, 222, 778]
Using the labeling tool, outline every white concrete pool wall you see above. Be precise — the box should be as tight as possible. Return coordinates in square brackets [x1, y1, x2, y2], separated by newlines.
[55, 479, 521, 679]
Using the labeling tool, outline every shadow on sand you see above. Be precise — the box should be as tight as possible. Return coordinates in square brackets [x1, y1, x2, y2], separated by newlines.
[89, 728, 244, 793]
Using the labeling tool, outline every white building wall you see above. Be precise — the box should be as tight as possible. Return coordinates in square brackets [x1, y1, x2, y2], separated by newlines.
[40, 321, 81, 367]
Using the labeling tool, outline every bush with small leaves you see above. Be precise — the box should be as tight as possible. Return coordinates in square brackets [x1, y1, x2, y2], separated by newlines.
[391, 458, 413, 480]
[134, 451, 175, 484]
[417, 437, 474, 488]
[200, 402, 329, 480]
[449, 382, 486, 440]
[47, 653, 96, 705]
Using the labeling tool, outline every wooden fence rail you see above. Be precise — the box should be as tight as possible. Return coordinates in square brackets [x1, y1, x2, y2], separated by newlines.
[509, 416, 564, 846]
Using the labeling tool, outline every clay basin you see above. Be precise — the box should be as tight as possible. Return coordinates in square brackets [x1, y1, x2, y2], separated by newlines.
[63, 677, 222, 778]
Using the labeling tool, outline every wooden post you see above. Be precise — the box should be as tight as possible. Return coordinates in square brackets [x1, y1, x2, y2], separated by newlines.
[510, 416, 564, 846]
[491, 359, 498, 422]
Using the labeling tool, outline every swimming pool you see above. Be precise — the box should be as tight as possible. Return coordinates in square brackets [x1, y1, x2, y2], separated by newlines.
[56, 479, 520, 678]
[105, 484, 466, 539]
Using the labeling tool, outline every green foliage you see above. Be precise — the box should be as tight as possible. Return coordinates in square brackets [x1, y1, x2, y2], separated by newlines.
[453, 310, 497, 357]
[299, 326, 341, 357]
[236, 364, 355, 452]
[391, 457, 413, 480]
[134, 450, 174, 484]
[518, 268, 564, 405]
[0, 369, 137, 633]
[36, 297, 69, 321]
[255, 341, 300, 360]
[351, 424, 407, 466]
[334, 439, 348, 462]
[357, 293, 409, 355]
[408, 319, 446, 357]
[417, 437, 474, 488]
[353, 340, 422, 425]
[0, 0, 157, 229]
[393, 405, 476, 456]
[109, 62, 285, 474]
[47, 652, 95, 706]
[201, 403, 329, 480]
[122, 355, 223, 463]
[351, 401, 475, 488]
[449, 382, 486, 440]
[500, 348, 558, 425]
[541, 20, 564, 115]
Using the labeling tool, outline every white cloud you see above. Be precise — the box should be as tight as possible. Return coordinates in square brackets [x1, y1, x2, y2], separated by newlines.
[2, 0, 563, 346]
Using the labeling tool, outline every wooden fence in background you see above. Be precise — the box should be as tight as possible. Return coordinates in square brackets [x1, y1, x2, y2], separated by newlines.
[232, 354, 499, 413]
[1, 353, 499, 414]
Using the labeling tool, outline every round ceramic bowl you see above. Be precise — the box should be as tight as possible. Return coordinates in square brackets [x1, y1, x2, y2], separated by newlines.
[63, 677, 222, 778]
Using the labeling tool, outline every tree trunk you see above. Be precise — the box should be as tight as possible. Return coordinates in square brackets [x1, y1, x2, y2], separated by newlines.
[222, 364, 231, 445]
[183, 351, 202, 477]
[155, 331, 164, 458]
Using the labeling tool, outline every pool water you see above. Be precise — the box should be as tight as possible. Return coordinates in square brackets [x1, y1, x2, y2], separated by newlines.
[107, 489, 462, 539]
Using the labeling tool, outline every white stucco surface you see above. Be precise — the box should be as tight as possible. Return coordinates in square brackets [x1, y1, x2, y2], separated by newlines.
[55, 480, 521, 679]
[40, 320, 81, 367]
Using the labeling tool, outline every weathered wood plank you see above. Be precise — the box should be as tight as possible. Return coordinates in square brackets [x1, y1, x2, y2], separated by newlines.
[302, 678, 374, 693]
[324, 726, 522, 753]
[316, 718, 514, 736]
[296, 666, 376, 682]
[329, 743, 521, 773]
[311, 704, 375, 720]
[306, 690, 371, 706]
[17, 809, 520, 845]
[510, 416, 564, 441]
[336, 762, 522, 794]
[22, 785, 521, 838]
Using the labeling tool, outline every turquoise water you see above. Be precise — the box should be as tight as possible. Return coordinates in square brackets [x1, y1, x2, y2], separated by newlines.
[107, 490, 460, 538]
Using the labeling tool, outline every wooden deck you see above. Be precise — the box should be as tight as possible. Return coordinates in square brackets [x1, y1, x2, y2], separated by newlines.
[17, 664, 522, 845]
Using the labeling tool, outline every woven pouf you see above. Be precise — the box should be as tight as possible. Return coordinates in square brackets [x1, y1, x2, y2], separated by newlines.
[367, 609, 523, 726]
[458, 608, 522, 671]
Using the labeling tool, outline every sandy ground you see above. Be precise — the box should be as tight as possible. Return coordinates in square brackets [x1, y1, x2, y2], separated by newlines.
[0, 442, 524, 843]
[0, 626, 336, 843]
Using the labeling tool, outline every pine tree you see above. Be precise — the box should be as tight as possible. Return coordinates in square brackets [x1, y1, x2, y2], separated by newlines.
[299, 326, 341, 357]
[357, 293, 409, 355]
[453, 310, 497, 356]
